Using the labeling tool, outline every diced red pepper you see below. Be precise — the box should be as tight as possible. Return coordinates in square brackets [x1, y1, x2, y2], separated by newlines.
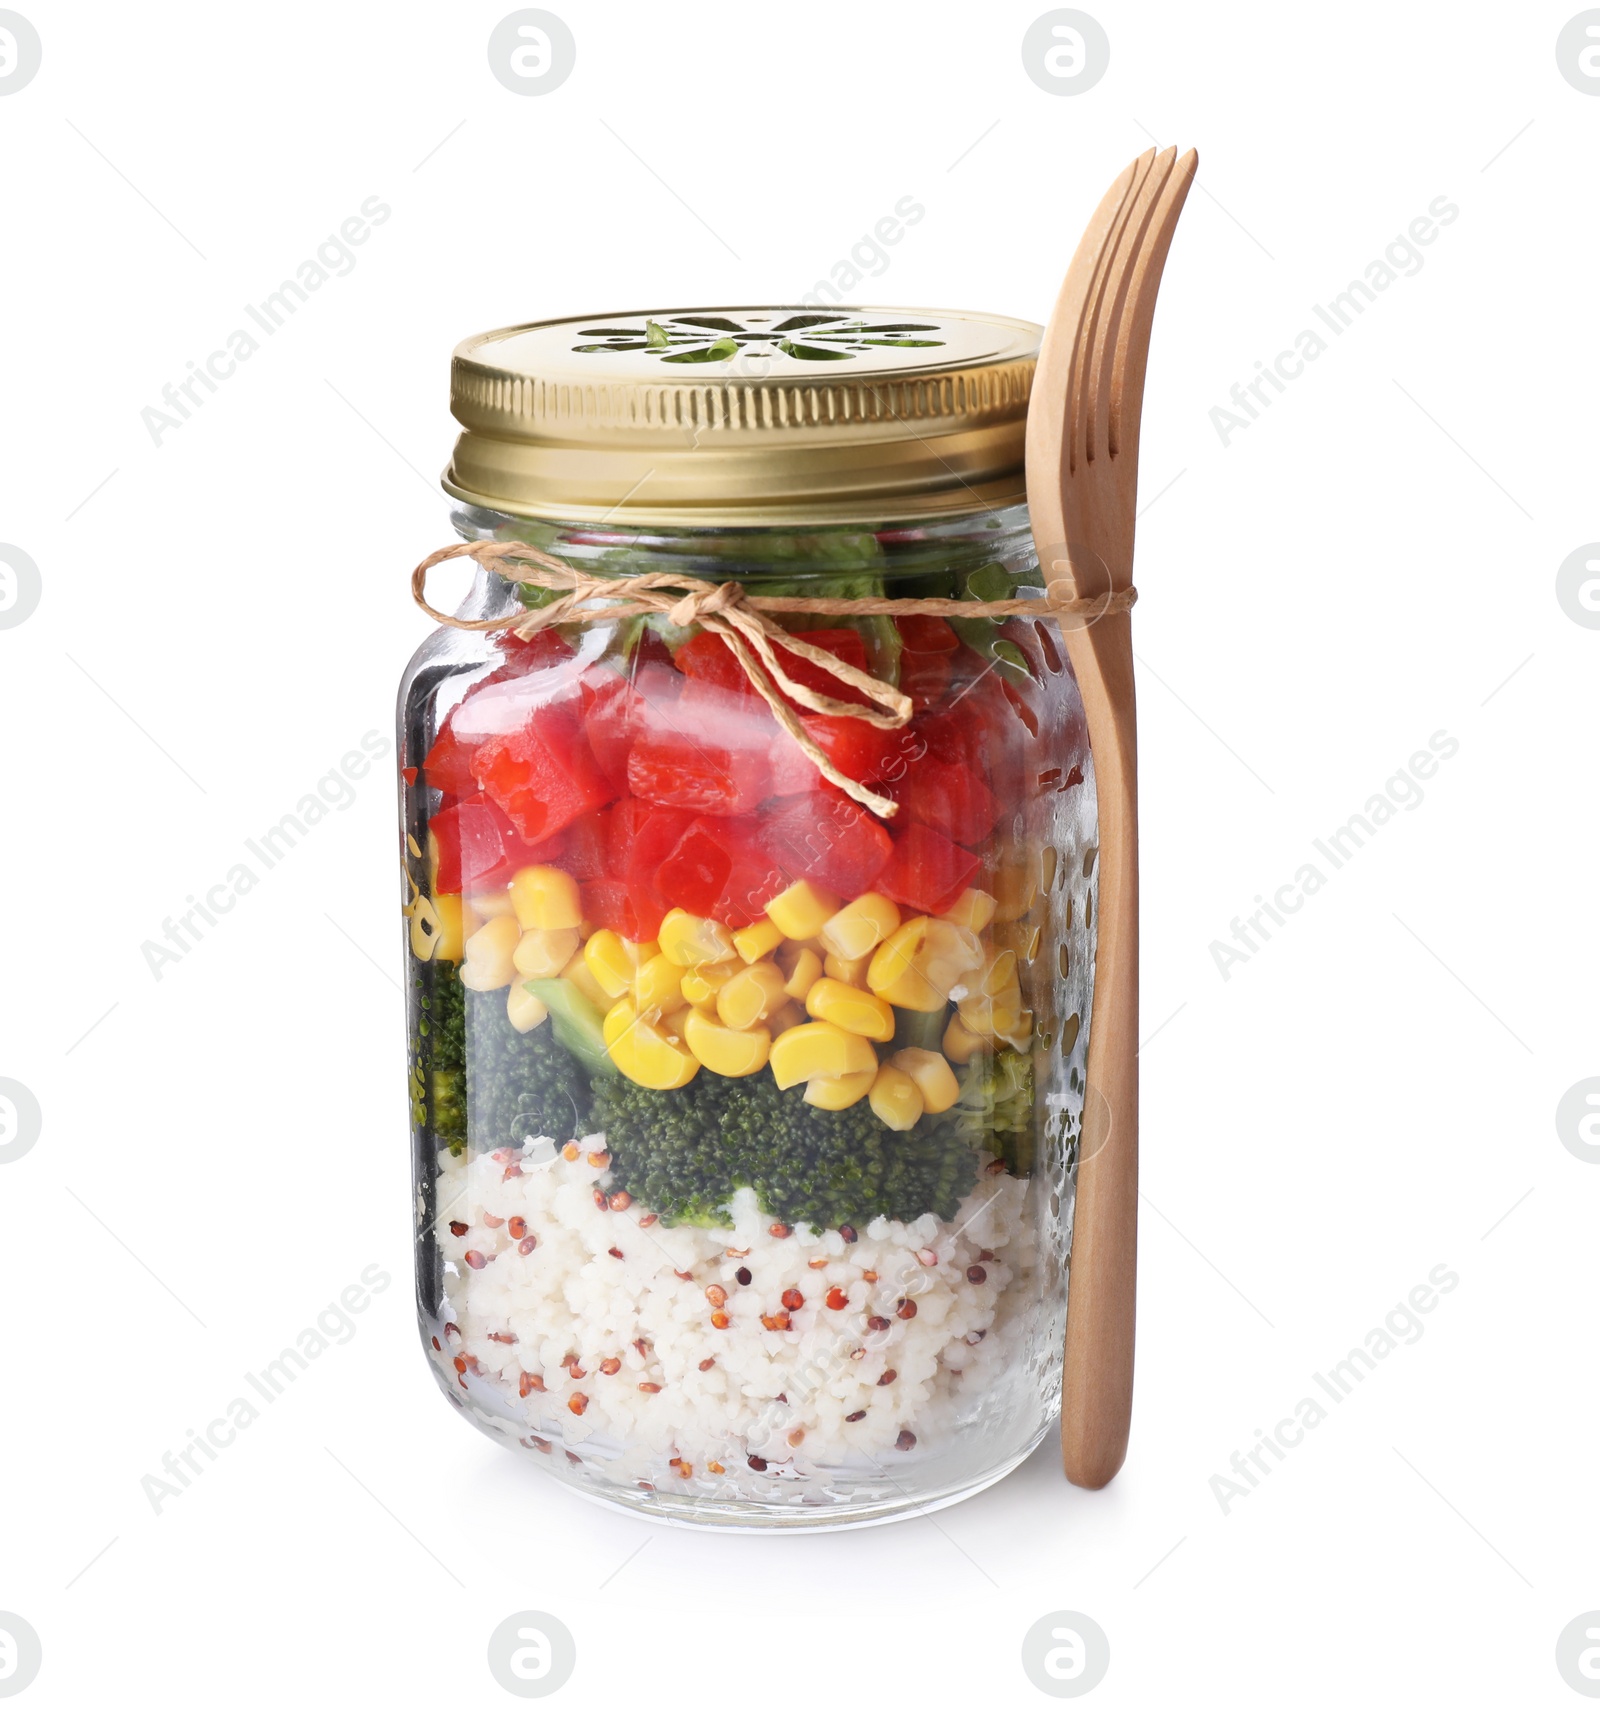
[675, 627, 875, 712]
[579, 668, 650, 792]
[470, 707, 618, 844]
[658, 815, 785, 928]
[599, 799, 654, 879]
[890, 755, 1000, 846]
[759, 794, 892, 897]
[657, 818, 731, 917]
[555, 813, 610, 883]
[628, 679, 772, 816]
[894, 615, 960, 712]
[876, 822, 981, 915]
[495, 628, 575, 672]
[579, 879, 665, 943]
[617, 803, 698, 929]
[420, 724, 479, 799]
[766, 715, 903, 799]
[429, 798, 568, 895]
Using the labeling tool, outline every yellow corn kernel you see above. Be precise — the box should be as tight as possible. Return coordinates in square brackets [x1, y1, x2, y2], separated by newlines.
[460, 913, 520, 990]
[506, 982, 550, 1034]
[764, 879, 841, 941]
[680, 960, 736, 1011]
[819, 893, 901, 961]
[991, 853, 1038, 923]
[467, 887, 516, 918]
[802, 1067, 875, 1110]
[941, 887, 998, 933]
[583, 930, 635, 998]
[770, 1000, 807, 1034]
[431, 895, 467, 962]
[732, 919, 784, 963]
[602, 999, 700, 1089]
[513, 925, 582, 980]
[981, 949, 1020, 999]
[957, 993, 1026, 1040]
[999, 1009, 1036, 1051]
[657, 1006, 694, 1045]
[683, 1009, 772, 1077]
[888, 1047, 961, 1113]
[629, 939, 661, 963]
[634, 951, 685, 1014]
[867, 917, 984, 1012]
[823, 950, 871, 988]
[776, 942, 822, 1001]
[509, 864, 583, 930]
[408, 894, 442, 960]
[716, 962, 789, 1030]
[559, 946, 609, 1010]
[768, 1021, 878, 1090]
[868, 1064, 924, 1131]
[805, 977, 896, 1043]
[658, 908, 737, 968]
[943, 1011, 989, 1064]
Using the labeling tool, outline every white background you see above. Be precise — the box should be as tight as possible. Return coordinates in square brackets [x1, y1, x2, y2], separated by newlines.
[1, 1, 1596, 1703]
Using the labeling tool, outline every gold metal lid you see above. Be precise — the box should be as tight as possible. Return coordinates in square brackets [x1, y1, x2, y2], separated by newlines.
[444, 306, 1041, 527]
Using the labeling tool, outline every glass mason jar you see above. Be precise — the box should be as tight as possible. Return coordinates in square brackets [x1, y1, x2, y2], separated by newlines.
[399, 309, 1098, 1528]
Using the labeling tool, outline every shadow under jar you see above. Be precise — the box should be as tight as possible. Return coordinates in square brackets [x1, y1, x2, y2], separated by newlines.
[399, 307, 1099, 1528]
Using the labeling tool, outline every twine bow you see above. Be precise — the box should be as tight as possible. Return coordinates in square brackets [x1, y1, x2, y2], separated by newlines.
[413, 538, 1136, 818]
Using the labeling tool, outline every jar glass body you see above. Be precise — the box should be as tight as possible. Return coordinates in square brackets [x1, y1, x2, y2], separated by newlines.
[397, 503, 1098, 1529]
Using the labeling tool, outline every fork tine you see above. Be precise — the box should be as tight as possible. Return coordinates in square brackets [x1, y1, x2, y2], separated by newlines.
[1107, 148, 1198, 462]
[1067, 150, 1157, 474]
[1084, 147, 1179, 464]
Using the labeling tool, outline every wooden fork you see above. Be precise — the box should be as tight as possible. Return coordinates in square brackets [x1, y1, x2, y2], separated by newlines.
[1026, 145, 1197, 1489]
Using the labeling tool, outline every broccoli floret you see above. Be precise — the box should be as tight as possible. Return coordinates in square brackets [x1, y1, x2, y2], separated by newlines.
[465, 986, 593, 1155]
[931, 1049, 1036, 1175]
[593, 1071, 979, 1231]
[410, 959, 467, 1153]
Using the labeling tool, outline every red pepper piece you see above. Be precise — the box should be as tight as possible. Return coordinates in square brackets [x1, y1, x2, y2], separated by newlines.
[628, 679, 772, 816]
[876, 822, 981, 915]
[579, 879, 665, 943]
[659, 816, 786, 927]
[890, 755, 1000, 846]
[470, 708, 618, 844]
[420, 724, 479, 799]
[766, 715, 903, 799]
[578, 670, 640, 792]
[599, 799, 654, 879]
[894, 615, 960, 712]
[676, 628, 875, 712]
[429, 798, 569, 895]
[621, 804, 698, 927]
[555, 813, 610, 882]
[657, 818, 732, 916]
[760, 794, 892, 897]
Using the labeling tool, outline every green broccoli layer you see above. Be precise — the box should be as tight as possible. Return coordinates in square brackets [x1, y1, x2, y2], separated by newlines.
[593, 1070, 980, 1232]
[410, 960, 467, 1152]
[929, 1049, 1036, 1176]
[464, 985, 594, 1155]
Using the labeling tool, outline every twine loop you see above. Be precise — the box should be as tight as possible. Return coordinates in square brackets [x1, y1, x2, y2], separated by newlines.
[412, 538, 1136, 818]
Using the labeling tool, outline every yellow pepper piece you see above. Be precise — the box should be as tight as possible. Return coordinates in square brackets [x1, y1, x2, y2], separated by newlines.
[602, 999, 700, 1089]
[804, 977, 896, 1043]
[888, 1047, 961, 1113]
[513, 926, 582, 980]
[506, 983, 550, 1034]
[583, 929, 635, 998]
[941, 887, 998, 933]
[768, 1021, 878, 1090]
[683, 1008, 772, 1077]
[732, 919, 784, 963]
[803, 1067, 875, 1110]
[819, 893, 901, 961]
[658, 908, 737, 967]
[460, 913, 520, 990]
[560, 946, 609, 1010]
[509, 864, 583, 930]
[943, 1011, 989, 1064]
[869, 1064, 924, 1131]
[823, 950, 871, 988]
[867, 917, 984, 1012]
[764, 879, 841, 941]
[776, 942, 822, 1001]
[634, 951, 685, 1014]
[716, 962, 789, 1030]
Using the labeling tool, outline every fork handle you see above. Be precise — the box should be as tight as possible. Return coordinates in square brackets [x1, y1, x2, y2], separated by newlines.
[1059, 616, 1138, 1489]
